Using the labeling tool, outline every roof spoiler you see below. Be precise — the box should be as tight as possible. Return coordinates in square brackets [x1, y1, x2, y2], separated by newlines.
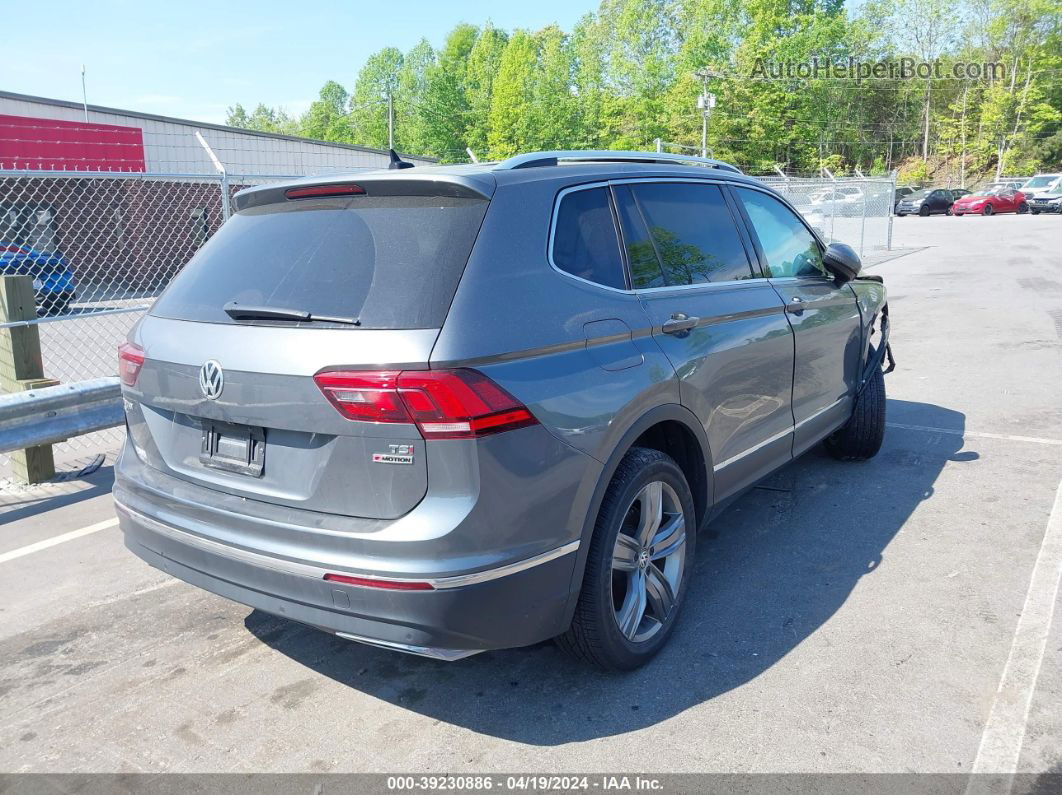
[233, 175, 494, 212]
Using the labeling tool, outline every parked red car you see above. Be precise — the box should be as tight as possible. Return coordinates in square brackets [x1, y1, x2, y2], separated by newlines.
[951, 188, 1028, 216]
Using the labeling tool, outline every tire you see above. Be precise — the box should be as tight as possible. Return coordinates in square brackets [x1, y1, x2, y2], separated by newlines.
[983, 203, 994, 216]
[825, 355, 886, 461]
[946, 207, 953, 216]
[1031, 209, 1040, 215]
[557, 447, 696, 671]
[1018, 203, 1029, 214]
[919, 205, 930, 217]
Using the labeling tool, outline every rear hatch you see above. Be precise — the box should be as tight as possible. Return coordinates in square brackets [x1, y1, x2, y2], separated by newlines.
[122, 175, 491, 520]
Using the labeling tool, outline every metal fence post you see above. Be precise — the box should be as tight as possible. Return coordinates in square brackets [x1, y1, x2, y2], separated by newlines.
[859, 186, 867, 258]
[887, 178, 895, 250]
[220, 173, 232, 222]
[0, 275, 59, 483]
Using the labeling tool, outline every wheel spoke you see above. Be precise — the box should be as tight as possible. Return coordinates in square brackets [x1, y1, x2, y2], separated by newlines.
[644, 565, 676, 622]
[650, 514, 685, 561]
[636, 481, 663, 546]
[612, 533, 640, 572]
[617, 570, 647, 640]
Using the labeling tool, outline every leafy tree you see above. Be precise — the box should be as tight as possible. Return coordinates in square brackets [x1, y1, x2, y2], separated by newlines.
[300, 81, 354, 142]
[225, 103, 298, 135]
[419, 24, 478, 161]
[350, 47, 404, 149]
[224, 0, 1061, 177]
[465, 23, 510, 159]
[488, 31, 540, 157]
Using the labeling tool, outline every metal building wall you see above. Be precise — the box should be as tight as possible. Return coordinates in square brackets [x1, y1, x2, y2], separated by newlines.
[0, 91, 434, 176]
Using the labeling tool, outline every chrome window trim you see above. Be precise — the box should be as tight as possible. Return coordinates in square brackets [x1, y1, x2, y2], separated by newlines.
[115, 500, 580, 590]
[547, 177, 766, 295]
[546, 181, 629, 294]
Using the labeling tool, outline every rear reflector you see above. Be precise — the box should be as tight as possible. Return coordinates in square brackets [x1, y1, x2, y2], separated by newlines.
[285, 184, 365, 199]
[118, 341, 145, 386]
[323, 573, 434, 591]
[314, 368, 538, 440]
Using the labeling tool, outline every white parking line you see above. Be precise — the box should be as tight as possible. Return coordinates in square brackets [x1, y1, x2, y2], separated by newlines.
[886, 422, 1062, 446]
[968, 477, 1062, 783]
[0, 517, 118, 564]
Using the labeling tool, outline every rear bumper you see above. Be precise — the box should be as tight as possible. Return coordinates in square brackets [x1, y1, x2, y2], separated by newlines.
[117, 498, 578, 657]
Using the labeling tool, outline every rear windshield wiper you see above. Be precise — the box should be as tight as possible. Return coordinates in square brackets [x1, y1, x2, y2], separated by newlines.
[223, 302, 360, 326]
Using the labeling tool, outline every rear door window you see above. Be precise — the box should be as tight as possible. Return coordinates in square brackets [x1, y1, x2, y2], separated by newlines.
[614, 182, 754, 288]
[151, 195, 488, 330]
[551, 187, 626, 290]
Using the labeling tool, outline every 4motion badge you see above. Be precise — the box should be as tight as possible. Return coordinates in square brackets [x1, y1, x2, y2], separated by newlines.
[372, 444, 414, 465]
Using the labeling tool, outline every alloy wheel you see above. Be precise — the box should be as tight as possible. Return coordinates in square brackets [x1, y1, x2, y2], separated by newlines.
[610, 481, 687, 643]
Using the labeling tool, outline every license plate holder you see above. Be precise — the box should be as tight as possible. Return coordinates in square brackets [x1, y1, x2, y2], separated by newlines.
[200, 420, 265, 477]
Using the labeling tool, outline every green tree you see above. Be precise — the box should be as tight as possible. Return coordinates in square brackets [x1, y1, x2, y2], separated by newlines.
[488, 31, 540, 157]
[299, 81, 354, 142]
[465, 24, 509, 159]
[225, 103, 298, 134]
[350, 47, 404, 149]
[419, 24, 478, 160]
[394, 39, 437, 154]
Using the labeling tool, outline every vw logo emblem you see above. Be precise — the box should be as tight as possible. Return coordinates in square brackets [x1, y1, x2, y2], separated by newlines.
[199, 360, 224, 400]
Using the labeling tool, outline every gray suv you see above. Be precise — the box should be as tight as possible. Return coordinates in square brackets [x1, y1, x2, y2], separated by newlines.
[114, 151, 892, 670]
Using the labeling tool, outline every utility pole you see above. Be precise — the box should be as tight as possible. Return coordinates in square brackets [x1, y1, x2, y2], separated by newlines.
[694, 68, 720, 158]
[81, 65, 88, 122]
[386, 91, 394, 151]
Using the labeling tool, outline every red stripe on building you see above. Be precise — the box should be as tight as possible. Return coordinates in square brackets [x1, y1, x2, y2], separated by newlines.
[0, 114, 146, 171]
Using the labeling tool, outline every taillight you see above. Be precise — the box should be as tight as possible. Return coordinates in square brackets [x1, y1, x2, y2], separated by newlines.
[314, 369, 538, 440]
[285, 184, 365, 200]
[118, 342, 145, 386]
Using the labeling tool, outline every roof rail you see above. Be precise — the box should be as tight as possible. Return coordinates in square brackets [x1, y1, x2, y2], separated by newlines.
[494, 150, 743, 175]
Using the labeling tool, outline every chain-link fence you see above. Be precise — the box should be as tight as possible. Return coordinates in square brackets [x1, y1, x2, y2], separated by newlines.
[654, 140, 896, 257]
[759, 176, 896, 258]
[0, 169, 295, 479]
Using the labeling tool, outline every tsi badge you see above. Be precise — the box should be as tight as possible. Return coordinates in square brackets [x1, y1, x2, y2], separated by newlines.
[372, 444, 414, 465]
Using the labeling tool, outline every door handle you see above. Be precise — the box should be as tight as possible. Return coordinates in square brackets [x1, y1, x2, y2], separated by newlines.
[661, 312, 699, 335]
[786, 297, 805, 315]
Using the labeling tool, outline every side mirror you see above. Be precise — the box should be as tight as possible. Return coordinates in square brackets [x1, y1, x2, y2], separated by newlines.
[822, 242, 861, 283]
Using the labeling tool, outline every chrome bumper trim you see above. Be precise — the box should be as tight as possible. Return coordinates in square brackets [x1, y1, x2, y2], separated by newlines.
[114, 498, 579, 590]
[334, 631, 481, 661]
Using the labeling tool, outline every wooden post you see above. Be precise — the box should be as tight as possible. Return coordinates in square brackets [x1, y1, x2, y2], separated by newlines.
[0, 275, 58, 483]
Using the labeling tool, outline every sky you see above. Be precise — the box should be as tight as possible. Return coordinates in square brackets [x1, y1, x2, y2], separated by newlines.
[2, 0, 599, 125]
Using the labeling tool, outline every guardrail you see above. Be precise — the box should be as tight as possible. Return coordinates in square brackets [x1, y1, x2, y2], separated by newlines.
[0, 377, 123, 455]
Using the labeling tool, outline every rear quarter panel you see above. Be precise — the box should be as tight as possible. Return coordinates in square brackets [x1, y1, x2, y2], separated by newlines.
[430, 177, 687, 546]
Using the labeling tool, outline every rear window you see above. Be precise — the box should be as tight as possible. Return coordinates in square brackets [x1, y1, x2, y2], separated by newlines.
[151, 195, 488, 330]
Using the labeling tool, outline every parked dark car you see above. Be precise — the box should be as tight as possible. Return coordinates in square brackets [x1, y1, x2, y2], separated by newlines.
[114, 150, 892, 670]
[0, 242, 77, 314]
[951, 188, 1028, 216]
[893, 186, 918, 212]
[895, 188, 955, 216]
